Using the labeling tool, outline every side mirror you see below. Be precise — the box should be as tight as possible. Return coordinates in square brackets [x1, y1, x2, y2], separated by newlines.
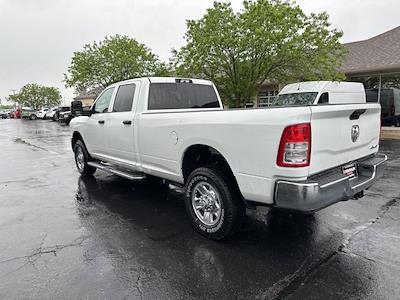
[71, 101, 83, 116]
[82, 106, 94, 116]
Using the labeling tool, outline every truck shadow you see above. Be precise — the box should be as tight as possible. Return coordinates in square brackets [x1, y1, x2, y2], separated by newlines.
[74, 174, 361, 299]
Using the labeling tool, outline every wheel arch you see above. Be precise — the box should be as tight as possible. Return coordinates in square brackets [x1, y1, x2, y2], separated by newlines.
[181, 144, 244, 200]
[71, 131, 84, 150]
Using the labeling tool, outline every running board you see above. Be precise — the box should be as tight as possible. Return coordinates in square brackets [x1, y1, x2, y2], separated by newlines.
[87, 161, 146, 181]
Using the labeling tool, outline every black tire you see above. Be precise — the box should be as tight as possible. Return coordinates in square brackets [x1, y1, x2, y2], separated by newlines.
[52, 115, 56, 121]
[185, 166, 244, 240]
[74, 140, 96, 176]
[30, 114, 37, 120]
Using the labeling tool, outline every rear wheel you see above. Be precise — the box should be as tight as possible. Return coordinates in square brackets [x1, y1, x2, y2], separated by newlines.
[74, 140, 96, 176]
[30, 114, 37, 120]
[185, 166, 244, 240]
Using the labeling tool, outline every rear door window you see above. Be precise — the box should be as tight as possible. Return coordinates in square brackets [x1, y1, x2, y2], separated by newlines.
[113, 84, 136, 112]
[148, 83, 220, 110]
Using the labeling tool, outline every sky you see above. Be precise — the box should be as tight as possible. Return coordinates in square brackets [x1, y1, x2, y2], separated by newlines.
[0, 0, 399, 104]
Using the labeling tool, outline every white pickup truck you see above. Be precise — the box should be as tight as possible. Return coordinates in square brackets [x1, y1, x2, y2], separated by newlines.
[70, 78, 387, 240]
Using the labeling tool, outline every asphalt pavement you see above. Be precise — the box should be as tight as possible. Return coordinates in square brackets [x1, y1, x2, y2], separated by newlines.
[0, 119, 399, 299]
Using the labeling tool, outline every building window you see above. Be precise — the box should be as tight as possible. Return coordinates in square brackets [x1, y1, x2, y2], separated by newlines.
[258, 90, 278, 107]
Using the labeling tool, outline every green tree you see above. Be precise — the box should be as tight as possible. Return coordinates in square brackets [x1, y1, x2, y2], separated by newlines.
[173, 0, 346, 107]
[9, 84, 61, 109]
[65, 35, 170, 93]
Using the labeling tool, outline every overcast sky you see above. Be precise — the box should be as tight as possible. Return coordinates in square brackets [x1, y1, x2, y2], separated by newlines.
[0, 0, 399, 104]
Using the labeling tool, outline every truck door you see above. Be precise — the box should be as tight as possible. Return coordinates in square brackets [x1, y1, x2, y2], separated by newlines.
[85, 87, 115, 157]
[103, 82, 139, 167]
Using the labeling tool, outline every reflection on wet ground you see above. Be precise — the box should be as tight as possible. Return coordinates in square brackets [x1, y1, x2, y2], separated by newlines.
[74, 175, 324, 299]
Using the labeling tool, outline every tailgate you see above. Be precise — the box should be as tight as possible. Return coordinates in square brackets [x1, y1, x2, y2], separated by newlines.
[309, 103, 381, 175]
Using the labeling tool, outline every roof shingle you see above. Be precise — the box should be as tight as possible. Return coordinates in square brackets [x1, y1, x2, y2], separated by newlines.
[341, 26, 400, 75]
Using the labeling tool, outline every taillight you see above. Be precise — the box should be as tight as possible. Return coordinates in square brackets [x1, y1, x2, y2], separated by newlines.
[277, 123, 311, 167]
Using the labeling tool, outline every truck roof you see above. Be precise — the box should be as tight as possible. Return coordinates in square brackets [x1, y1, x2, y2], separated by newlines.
[148, 77, 213, 85]
[110, 77, 214, 86]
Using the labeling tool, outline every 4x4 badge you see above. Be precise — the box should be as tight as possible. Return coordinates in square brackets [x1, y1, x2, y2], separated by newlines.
[351, 125, 360, 142]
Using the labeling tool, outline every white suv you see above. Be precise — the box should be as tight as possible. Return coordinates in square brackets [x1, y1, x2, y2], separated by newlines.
[45, 108, 57, 120]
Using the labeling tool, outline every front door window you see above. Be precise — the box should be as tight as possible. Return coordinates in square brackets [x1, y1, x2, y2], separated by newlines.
[93, 88, 114, 113]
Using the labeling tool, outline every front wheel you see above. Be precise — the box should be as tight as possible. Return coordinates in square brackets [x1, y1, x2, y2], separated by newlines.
[185, 167, 244, 240]
[74, 140, 96, 176]
[30, 114, 37, 120]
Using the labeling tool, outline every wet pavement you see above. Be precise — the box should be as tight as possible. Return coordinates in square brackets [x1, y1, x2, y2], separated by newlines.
[0, 119, 399, 299]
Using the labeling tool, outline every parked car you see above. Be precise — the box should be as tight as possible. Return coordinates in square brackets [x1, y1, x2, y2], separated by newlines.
[37, 108, 50, 119]
[9, 109, 21, 119]
[59, 110, 73, 125]
[70, 78, 386, 240]
[53, 106, 70, 121]
[44, 107, 57, 120]
[0, 110, 8, 119]
[59, 103, 92, 125]
[21, 107, 38, 120]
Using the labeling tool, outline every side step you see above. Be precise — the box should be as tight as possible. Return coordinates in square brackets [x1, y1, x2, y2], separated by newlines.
[87, 161, 146, 181]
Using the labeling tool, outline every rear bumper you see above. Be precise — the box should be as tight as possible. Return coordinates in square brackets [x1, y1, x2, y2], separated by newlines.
[274, 153, 387, 212]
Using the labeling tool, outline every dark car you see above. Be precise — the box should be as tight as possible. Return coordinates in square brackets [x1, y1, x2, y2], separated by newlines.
[59, 105, 92, 125]
[378, 88, 400, 127]
[53, 106, 70, 121]
[59, 110, 73, 125]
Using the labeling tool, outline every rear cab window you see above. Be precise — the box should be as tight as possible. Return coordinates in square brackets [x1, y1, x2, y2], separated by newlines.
[148, 82, 220, 110]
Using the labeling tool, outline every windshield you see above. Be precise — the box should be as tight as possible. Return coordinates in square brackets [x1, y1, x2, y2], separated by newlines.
[272, 92, 318, 106]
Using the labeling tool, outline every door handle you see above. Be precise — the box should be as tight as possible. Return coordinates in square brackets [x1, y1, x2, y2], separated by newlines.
[350, 109, 366, 120]
[98, 120, 105, 124]
[122, 120, 132, 125]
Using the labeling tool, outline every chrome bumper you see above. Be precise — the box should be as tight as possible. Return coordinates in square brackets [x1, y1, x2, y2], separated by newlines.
[274, 153, 387, 212]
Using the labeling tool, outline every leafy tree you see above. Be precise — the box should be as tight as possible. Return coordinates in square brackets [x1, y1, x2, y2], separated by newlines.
[9, 84, 62, 109]
[65, 35, 170, 93]
[173, 0, 346, 107]
[0, 104, 14, 109]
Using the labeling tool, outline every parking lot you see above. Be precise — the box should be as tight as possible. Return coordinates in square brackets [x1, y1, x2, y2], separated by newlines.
[0, 118, 399, 299]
